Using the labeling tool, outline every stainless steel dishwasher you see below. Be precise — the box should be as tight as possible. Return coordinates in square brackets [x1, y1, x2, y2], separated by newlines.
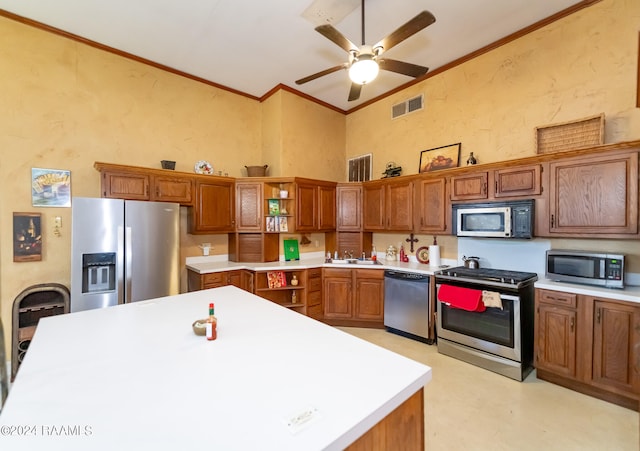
[384, 270, 433, 344]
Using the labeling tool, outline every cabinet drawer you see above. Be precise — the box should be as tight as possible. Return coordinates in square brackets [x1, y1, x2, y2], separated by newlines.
[355, 268, 384, 280]
[307, 268, 322, 278]
[309, 276, 322, 292]
[323, 268, 352, 278]
[202, 272, 225, 287]
[538, 289, 577, 308]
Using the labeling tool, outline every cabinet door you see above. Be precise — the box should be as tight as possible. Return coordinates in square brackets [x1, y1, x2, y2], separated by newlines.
[493, 164, 541, 198]
[592, 300, 640, 395]
[226, 270, 242, 289]
[101, 171, 150, 201]
[151, 175, 193, 204]
[236, 182, 262, 231]
[363, 183, 385, 231]
[318, 184, 337, 231]
[354, 271, 384, 321]
[536, 303, 577, 378]
[296, 183, 317, 231]
[414, 178, 448, 233]
[450, 172, 488, 201]
[386, 180, 413, 231]
[189, 179, 235, 233]
[323, 275, 352, 319]
[548, 152, 638, 235]
[337, 184, 362, 231]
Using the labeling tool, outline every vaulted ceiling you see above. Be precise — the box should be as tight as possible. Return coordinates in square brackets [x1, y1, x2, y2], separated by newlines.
[0, 0, 595, 112]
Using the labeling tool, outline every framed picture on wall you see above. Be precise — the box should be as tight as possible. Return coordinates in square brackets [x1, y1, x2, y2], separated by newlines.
[13, 212, 42, 262]
[31, 168, 71, 207]
[419, 143, 461, 173]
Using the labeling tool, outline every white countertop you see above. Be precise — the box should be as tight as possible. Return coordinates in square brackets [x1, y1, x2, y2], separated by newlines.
[186, 255, 452, 276]
[0, 286, 431, 450]
[535, 278, 640, 304]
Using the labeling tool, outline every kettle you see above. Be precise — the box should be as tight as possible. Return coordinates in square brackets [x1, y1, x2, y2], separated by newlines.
[463, 256, 480, 269]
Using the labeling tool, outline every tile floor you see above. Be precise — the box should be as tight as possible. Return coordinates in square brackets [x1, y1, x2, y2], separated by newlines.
[338, 327, 639, 451]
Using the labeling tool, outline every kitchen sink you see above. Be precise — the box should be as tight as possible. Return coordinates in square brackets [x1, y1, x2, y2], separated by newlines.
[328, 259, 382, 265]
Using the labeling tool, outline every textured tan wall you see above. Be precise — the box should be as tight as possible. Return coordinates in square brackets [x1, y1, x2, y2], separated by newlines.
[349, 0, 640, 266]
[346, 0, 640, 174]
[0, 17, 263, 349]
[280, 90, 346, 181]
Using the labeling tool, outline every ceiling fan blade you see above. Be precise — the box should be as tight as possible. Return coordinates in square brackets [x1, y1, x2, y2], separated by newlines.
[315, 24, 359, 54]
[348, 83, 362, 102]
[379, 59, 429, 78]
[374, 10, 436, 53]
[295, 64, 347, 85]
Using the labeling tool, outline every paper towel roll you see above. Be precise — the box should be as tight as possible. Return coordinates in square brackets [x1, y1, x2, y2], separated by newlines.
[429, 245, 441, 267]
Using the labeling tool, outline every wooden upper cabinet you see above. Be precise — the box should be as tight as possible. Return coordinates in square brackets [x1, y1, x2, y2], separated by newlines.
[188, 178, 235, 234]
[296, 182, 318, 231]
[151, 175, 193, 204]
[387, 179, 413, 231]
[296, 180, 336, 232]
[363, 183, 385, 231]
[414, 177, 448, 233]
[547, 151, 638, 235]
[363, 178, 413, 232]
[101, 171, 150, 201]
[450, 172, 488, 201]
[318, 184, 337, 230]
[96, 162, 193, 205]
[337, 184, 362, 231]
[493, 164, 542, 198]
[235, 181, 262, 231]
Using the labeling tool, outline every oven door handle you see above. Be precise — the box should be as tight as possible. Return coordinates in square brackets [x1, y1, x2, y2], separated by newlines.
[497, 294, 519, 302]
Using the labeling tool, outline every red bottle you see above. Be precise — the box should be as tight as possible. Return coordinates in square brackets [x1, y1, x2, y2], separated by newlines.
[206, 302, 217, 341]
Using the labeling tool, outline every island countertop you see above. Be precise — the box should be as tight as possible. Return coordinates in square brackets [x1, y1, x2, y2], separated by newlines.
[0, 286, 432, 450]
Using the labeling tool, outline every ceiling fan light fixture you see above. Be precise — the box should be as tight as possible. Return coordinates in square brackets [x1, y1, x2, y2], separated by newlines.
[349, 54, 379, 85]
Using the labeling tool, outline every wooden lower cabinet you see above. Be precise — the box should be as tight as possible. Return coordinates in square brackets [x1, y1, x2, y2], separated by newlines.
[306, 268, 323, 320]
[535, 288, 640, 410]
[187, 269, 253, 292]
[323, 268, 384, 327]
[592, 299, 640, 396]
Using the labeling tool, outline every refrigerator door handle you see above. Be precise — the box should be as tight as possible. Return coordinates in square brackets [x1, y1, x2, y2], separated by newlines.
[117, 226, 125, 305]
[125, 226, 133, 303]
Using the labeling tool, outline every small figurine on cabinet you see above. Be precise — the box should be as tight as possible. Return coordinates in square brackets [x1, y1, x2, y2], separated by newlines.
[466, 152, 477, 165]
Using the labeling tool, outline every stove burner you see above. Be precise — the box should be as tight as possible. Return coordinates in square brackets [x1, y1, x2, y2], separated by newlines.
[436, 266, 538, 286]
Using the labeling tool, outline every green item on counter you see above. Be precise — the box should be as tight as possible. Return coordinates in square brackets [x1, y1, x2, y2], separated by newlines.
[284, 239, 300, 261]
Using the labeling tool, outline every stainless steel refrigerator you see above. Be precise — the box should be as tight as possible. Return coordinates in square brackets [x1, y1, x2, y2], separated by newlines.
[71, 197, 180, 312]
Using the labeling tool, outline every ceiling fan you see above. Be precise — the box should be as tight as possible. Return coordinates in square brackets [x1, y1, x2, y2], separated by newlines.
[295, 1, 436, 102]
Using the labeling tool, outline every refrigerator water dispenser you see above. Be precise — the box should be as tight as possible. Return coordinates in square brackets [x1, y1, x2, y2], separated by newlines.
[82, 253, 116, 293]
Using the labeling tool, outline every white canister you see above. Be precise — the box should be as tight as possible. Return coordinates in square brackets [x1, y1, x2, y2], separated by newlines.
[279, 190, 289, 199]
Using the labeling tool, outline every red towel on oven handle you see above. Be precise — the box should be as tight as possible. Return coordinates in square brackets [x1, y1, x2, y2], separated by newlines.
[437, 284, 486, 312]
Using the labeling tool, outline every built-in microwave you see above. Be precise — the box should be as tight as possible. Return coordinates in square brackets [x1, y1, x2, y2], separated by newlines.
[546, 250, 625, 288]
[452, 199, 534, 239]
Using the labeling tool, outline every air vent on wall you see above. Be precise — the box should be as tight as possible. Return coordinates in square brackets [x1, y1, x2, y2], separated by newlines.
[392, 94, 424, 119]
[348, 154, 372, 182]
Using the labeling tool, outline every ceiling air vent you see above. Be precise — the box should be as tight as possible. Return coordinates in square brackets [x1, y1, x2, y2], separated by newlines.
[392, 94, 423, 119]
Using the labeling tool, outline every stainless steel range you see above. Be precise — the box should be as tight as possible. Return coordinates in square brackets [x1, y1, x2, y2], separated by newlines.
[435, 266, 538, 381]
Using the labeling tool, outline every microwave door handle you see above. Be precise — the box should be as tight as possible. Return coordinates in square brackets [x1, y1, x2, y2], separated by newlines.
[599, 259, 605, 278]
[504, 207, 512, 237]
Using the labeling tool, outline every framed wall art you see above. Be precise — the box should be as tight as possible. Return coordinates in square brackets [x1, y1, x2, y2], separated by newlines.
[13, 212, 42, 262]
[32, 168, 71, 207]
[419, 143, 461, 173]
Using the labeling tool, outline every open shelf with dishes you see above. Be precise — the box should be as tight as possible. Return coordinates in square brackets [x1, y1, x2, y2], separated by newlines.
[254, 269, 306, 312]
[264, 179, 295, 233]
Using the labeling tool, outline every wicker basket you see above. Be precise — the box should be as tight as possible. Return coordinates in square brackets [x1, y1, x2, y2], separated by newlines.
[535, 113, 604, 154]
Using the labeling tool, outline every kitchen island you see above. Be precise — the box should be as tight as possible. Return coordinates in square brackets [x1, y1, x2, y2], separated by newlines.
[0, 286, 431, 450]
